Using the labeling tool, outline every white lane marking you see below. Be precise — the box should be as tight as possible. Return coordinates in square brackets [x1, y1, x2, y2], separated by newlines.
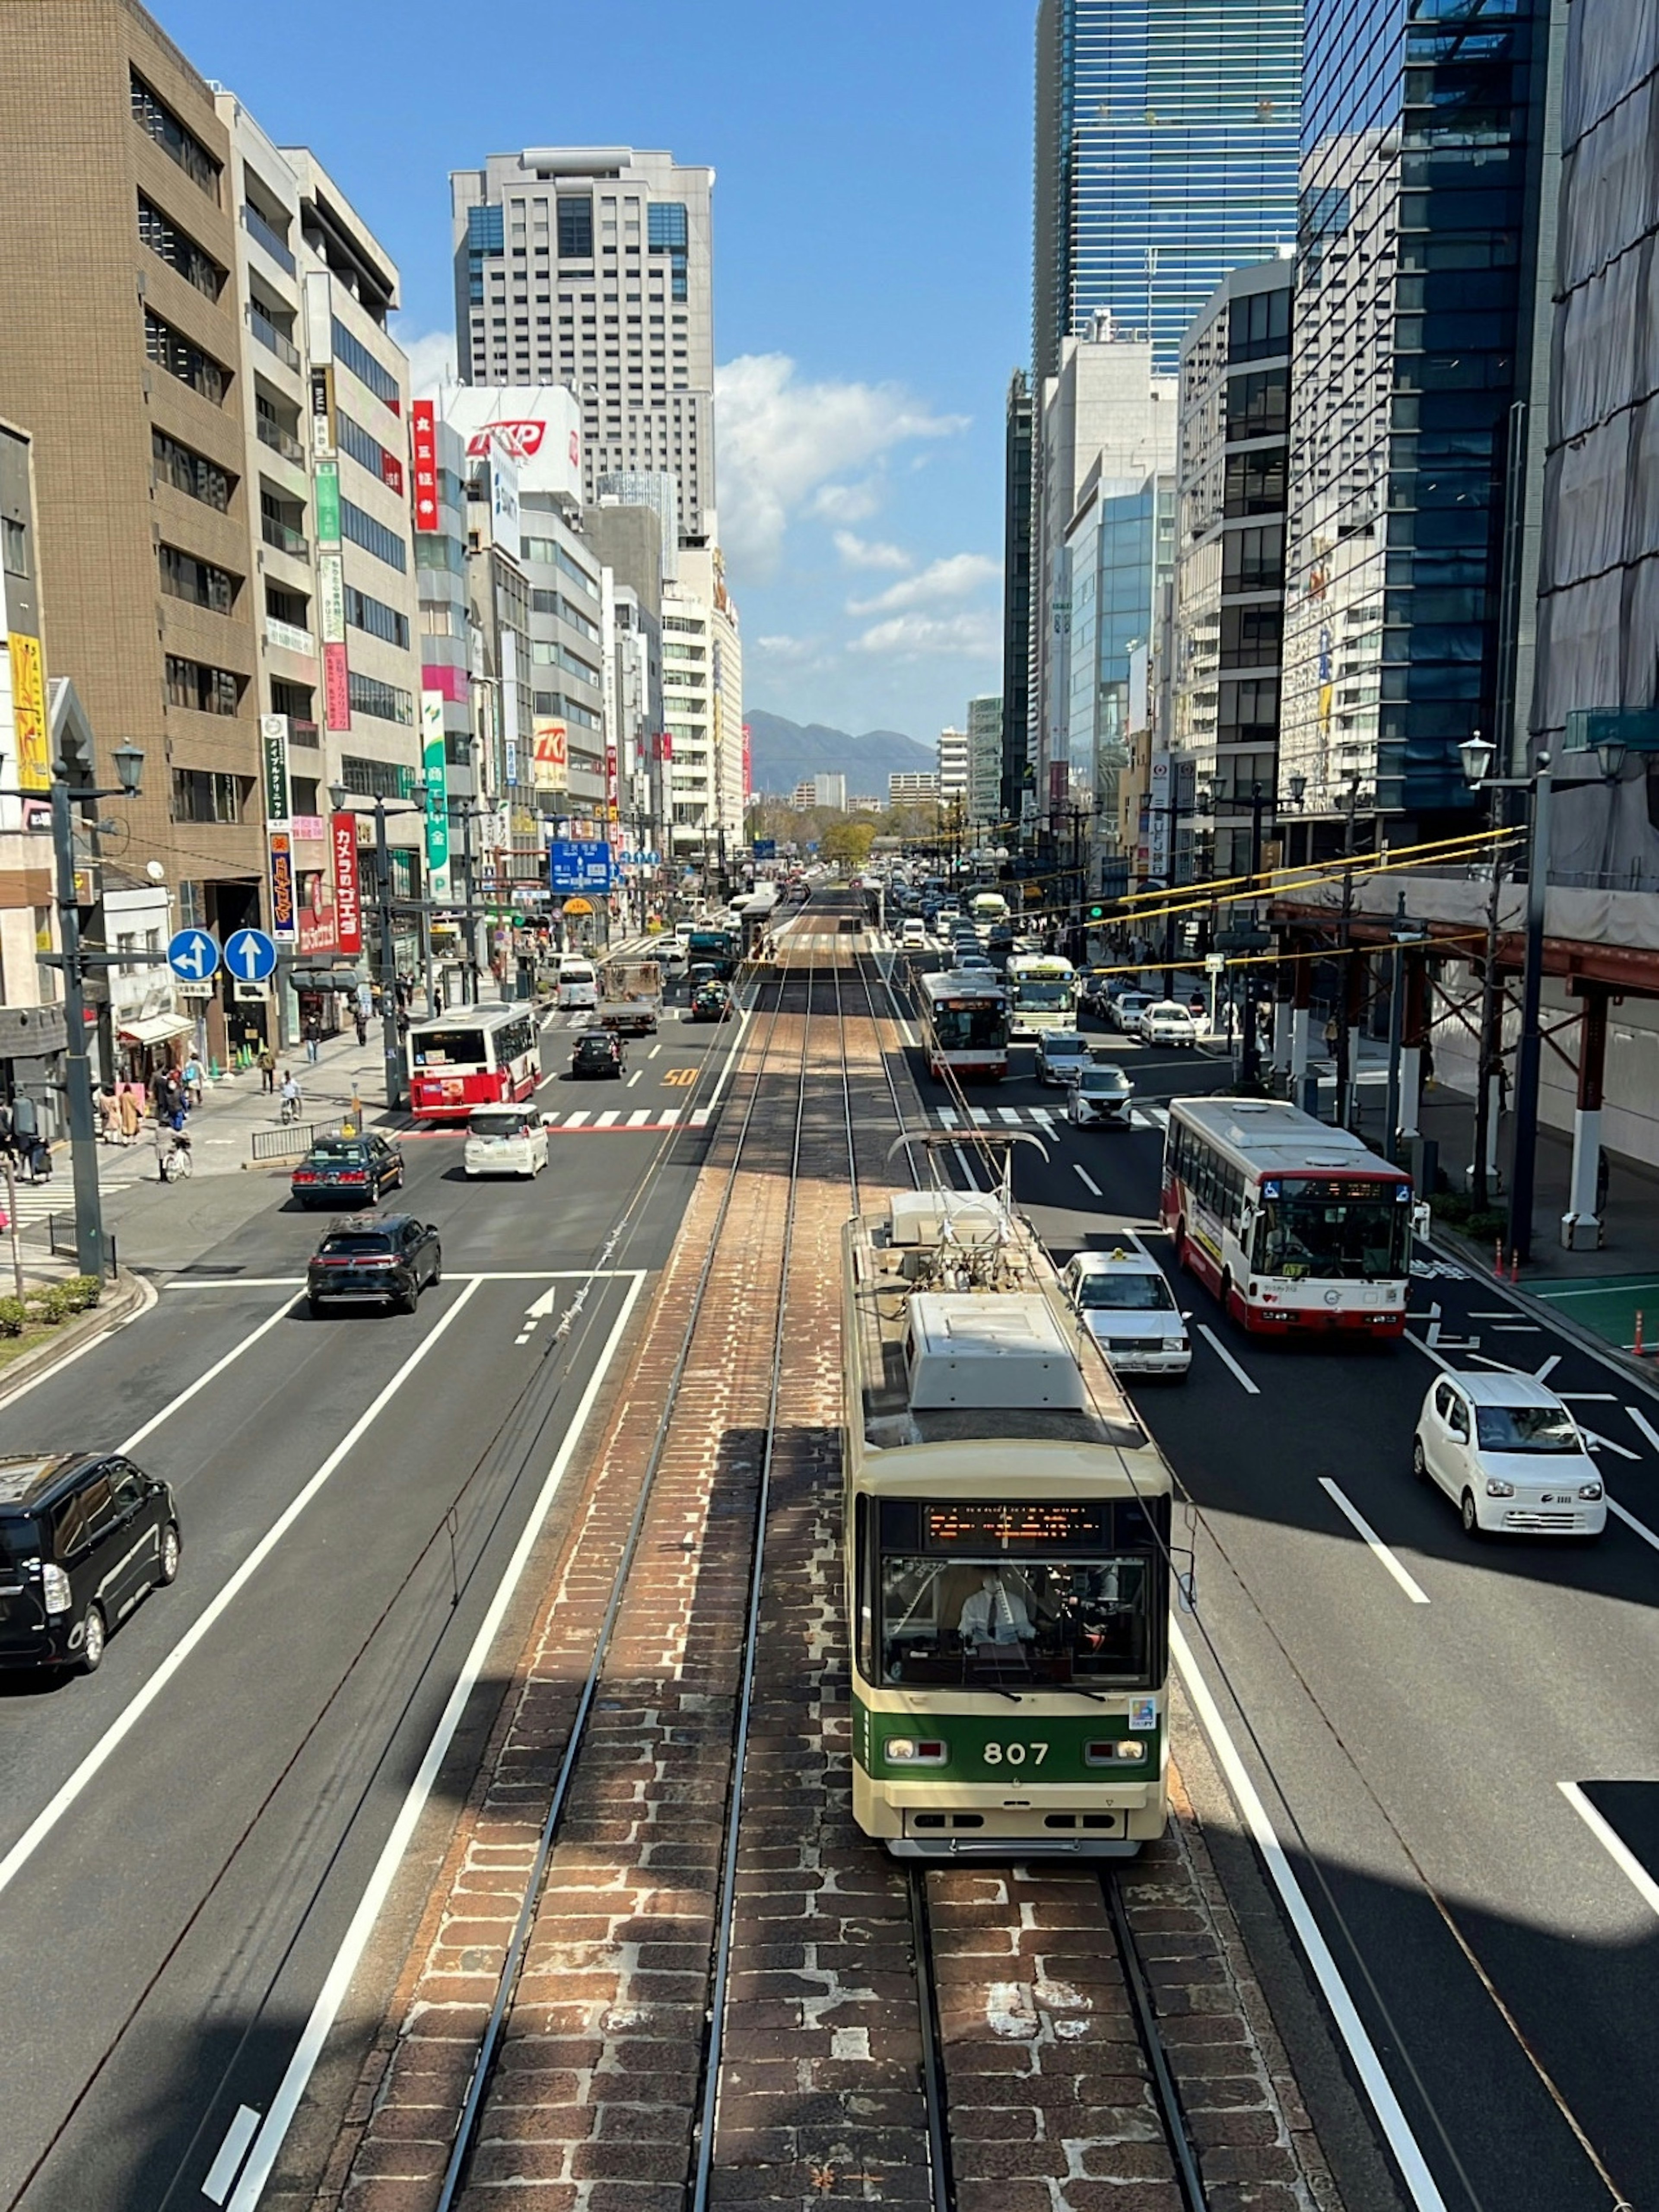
[934, 1107, 959, 1128]
[702, 997, 756, 1113]
[1579, 1425, 1640, 1462]
[1403, 1331, 1456, 1374]
[164, 1279, 307, 1290]
[1625, 1405, 1659, 1455]
[626, 1070, 642, 1089]
[658, 1108, 681, 1128]
[626, 1109, 651, 1128]
[1557, 1782, 1659, 1920]
[1533, 1354, 1560, 1382]
[970, 1107, 991, 1127]
[1557, 1391, 1616, 1402]
[226, 1272, 648, 2212]
[1492, 1323, 1540, 1333]
[202, 2103, 261, 2204]
[997, 1107, 1021, 1125]
[121, 1292, 304, 1454]
[1318, 1478, 1431, 1604]
[1173, 1624, 1449, 2211]
[1608, 1497, 1659, 1551]
[595, 1110, 620, 1128]
[648, 1043, 661, 1060]
[1030, 1108, 1056, 1132]
[1197, 1323, 1260, 1395]
[563, 1111, 590, 1130]
[690, 1108, 711, 1127]
[0, 1282, 483, 1907]
[952, 1143, 981, 1191]
[1073, 1163, 1103, 1198]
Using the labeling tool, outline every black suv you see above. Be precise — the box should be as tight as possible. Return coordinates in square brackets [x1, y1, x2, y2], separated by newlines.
[307, 1214, 442, 1316]
[0, 1452, 180, 1673]
[571, 1031, 624, 1078]
[291, 1131, 405, 1207]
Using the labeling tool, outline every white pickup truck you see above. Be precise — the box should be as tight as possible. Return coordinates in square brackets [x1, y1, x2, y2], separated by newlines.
[596, 958, 663, 1036]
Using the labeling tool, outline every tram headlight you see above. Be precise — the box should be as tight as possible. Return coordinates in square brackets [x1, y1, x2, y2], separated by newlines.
[1086, 1740, 1147, 1765]
[884, 1738, 948, 1765]
[1484, 1478, 1515, 1498]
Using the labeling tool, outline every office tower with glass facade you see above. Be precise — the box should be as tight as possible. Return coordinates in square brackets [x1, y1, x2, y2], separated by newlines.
[1033, 0, 1303, 380]
[1280, 0, 1557, 847]
[1001, 371, 1035, 822]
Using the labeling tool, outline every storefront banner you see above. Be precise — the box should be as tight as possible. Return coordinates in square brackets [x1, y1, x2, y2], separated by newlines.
[7, 633, 48, 790]
[532, 717, 567, 790]
[318, 552, 346, 645]
[314, 460, 341, 548]
[268, 829, 298, 943]
[422, 691, 451, 895]
[260, 713, 289, 824]
[331, 812, 363, 954]
[412, 399, 439, 533]
[299, 868, 336, 954]
[323, 640, 351, 732]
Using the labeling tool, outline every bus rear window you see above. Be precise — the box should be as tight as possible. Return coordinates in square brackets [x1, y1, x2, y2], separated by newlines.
[411, 1029, 486, 1068]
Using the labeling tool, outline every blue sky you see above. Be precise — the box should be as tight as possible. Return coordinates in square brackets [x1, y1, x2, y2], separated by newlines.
[158, 0, 1032, 747]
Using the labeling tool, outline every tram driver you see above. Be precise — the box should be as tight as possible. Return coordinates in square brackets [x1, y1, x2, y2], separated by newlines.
[957, 1569, 1038, 1651]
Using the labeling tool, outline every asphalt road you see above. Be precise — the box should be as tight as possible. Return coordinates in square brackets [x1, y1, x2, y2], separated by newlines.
[885, 945, 1659, 2212]
[0, 989, 753, 2212]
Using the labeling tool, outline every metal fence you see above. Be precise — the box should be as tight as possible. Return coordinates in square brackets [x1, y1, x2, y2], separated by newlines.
[44, 1217, 117, 1274]
[249, 1121, 318, 1163]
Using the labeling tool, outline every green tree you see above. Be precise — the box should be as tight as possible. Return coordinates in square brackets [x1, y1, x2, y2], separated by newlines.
[821, 818, 875, 868]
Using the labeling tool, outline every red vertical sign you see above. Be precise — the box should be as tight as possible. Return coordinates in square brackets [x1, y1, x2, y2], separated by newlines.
[411, 398, 439, 534]
[331, 812, 363, 954]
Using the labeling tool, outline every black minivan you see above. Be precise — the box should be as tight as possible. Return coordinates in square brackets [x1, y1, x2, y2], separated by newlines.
[0, 1453, 181, 1673]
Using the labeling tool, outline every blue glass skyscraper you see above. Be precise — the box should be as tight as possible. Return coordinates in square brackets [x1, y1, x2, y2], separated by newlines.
[1034, 0, 1303, 378]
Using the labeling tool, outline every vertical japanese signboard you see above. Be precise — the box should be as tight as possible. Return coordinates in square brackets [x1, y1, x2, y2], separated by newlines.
[411, 399, 439, 533]
[6, 632, 48, 790]
[532, 718, 567, 791]
[260, 713, 289, 824]
[268, 828, 298, 943]
[316, 456, 349, 734]
[331, 812, 362, 955]
[422, 690, 450, 898]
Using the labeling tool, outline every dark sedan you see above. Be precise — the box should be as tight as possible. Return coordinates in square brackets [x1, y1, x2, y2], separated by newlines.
[571, 1031, 625, 1078]
[688, 981, 733, 1022]
[307, 1215, 442, 1316]
[290, 1132, 405, 1207]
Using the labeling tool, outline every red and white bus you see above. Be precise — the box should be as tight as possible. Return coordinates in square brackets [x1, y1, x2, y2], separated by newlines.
[407, 1003, 540, 1122]
[918, 972, 1011, 1081]
[1161, 1097, 1413, 1337]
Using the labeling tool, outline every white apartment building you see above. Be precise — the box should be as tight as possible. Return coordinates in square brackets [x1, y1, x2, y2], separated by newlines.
[663, 545, 743, 864]
[889, 771, 939, 805]
[451, 148, 715, 544]
[936, 728, 969, 804]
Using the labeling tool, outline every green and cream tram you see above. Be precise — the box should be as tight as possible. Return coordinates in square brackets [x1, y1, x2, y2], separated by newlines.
[842, 1180, 1174, 1857]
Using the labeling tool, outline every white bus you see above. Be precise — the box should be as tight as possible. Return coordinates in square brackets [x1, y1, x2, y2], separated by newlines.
[969, 889, 1010, 931]
[1161, 1097, 1413, 1339]
[1005, 953, 1076, 1037]
[918, 972, 1011, 1081]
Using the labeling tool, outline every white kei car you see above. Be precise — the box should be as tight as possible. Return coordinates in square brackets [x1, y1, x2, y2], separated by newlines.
[1412, 1371, 1606, 1539]
[1062, 1249, 1191, 1378]
[464, 1105, 551, 1179]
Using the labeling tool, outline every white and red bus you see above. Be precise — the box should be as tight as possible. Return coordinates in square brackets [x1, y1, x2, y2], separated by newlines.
[918, 972, 1011, 1081]
[1161, 1097, 1413, 1337]
[407, 1003, 540, 1122]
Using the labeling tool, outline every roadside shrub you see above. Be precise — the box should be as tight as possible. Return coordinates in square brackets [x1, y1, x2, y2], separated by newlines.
[27, 1285, 73, 1326]
[60, 1275, 101, 1313]
[0, 1298, 27, 1338]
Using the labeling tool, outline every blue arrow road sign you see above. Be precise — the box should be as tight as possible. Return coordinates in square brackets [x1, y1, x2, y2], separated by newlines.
[167, 929, 220, 982]
[223, 927, 278, 984]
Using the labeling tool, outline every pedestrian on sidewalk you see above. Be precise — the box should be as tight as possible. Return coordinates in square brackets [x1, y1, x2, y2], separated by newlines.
[12, 1093, 47, 1182]
[118, 1086, 141, 1144]
[182, 1052, 205, 1108]
[353, 1006, 368, 1047]
[1324, 1014, 1339, 1058]
[96, 1087, 118, 1144]
[257, 1043, 275, 1094]
[303, 1013, 321, 1065]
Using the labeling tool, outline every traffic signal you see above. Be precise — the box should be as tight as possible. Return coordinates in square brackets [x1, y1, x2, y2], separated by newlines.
[1086, 901, 1107, 922]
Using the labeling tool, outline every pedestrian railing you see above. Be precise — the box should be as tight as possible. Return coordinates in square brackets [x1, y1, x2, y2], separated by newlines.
[250, 1122, 317, 1163]
[45, 1217, 117, 1272]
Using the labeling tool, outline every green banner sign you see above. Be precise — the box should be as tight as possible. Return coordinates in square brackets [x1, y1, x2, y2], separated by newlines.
[422, 692, 450, 889]
[314, 460, 341, 548]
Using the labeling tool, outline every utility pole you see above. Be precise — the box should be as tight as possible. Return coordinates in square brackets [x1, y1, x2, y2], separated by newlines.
[1334, 773, 1359, 1129]
[374, 799, 405, 1109]
[1239, 782, 1267, 1090]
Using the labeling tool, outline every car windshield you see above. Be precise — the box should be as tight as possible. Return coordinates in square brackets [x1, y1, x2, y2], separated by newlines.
[1148, 1005, 1189, 1023]
[470, 1112, 525, 1138]
[576, 1037, 613, 1055]
[410, 1027, 485, 1068]
[1077, 1068, 1129, 1093]
[321, 1232, 394, 1254]
[1475, 1403, 1581, 1454]
[1045, 1037, 1087, 1058]
[1074, 1271, 1176, 1312]
[1252, 1190, 1411, 1281]
[308, 1140, 366, 1162]
[879, 1553, 1155, 1687]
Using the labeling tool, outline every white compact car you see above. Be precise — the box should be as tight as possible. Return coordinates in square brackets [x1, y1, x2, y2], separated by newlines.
[1062, 1249, 1191, 1378]
[900, 918, 930, 948]
[1139, 1001, 1200, 1048]
[1109, 991, 1155, 1035]
[1036, 1030, 1093, 1085]
[1412, 1371, 1606, 1538]
[464, 1105, 551, 1179]
[1068, 1063, 1134, 1127]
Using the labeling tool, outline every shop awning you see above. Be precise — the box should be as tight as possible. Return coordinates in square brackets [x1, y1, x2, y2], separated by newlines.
[118, 1012, 194, 1046]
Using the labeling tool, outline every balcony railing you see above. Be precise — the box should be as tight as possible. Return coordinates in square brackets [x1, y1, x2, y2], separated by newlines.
[255, 415, 305, 465]
[246, 304, 300, 370]
[261, 515, 308, 558]
[241, 202, 296, 276]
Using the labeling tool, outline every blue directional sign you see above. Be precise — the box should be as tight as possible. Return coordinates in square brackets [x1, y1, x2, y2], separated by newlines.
[167, 928, 220, 983]
[546, 837, 614, 893]
[223, 927, 278, 984]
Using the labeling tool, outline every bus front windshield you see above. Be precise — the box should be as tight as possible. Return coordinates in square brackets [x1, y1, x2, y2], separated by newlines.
[410, 1027, 486, 1068]
[1252, 1182, 1411, 1281]
[879, 1552, 1154, 1687]
[1014, 979, 1074, 1008]
[933, 1001, 1007, 1050]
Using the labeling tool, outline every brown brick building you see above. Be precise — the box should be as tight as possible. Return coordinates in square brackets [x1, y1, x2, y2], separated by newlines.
[0, 0, 266, 1054]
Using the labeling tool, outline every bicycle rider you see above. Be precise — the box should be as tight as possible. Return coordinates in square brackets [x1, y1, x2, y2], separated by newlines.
[279, 1068, 302, 1124]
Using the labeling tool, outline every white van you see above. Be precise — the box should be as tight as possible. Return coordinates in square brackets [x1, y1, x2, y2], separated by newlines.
[556, 957, 597, 1011]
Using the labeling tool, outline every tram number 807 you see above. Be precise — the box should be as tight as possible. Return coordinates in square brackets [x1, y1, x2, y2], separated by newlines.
[983, 1741, 1049, 1767]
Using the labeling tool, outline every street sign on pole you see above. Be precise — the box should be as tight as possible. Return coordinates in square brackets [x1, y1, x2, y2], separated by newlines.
[167, 929, 220, 983]
[223, 927, 278, 984]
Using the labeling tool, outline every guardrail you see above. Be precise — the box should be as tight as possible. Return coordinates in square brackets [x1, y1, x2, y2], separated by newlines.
[250, 1122, 317, 1163]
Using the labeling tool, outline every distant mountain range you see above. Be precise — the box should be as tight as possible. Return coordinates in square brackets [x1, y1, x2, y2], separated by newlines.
[747, 709, 934, 798]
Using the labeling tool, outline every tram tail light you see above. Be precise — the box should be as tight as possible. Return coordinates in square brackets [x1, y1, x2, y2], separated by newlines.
[885, 1738, 948, 1765]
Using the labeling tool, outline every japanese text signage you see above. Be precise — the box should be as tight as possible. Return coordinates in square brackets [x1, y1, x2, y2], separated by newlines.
[268, 828, 298, 943]
[331, 812, 362, 954]
[260, 714, 289, 824]
[411, 399, 439, 534]
[532, 718, 567, 791]
[6, 633, 48, 790]
[546, 838, 613, 893]
[422, 691, 450, 896]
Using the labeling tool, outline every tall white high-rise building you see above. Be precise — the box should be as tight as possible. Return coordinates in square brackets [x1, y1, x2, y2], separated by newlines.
[450, 147, 715, 543]
[936, 727, 969, 804]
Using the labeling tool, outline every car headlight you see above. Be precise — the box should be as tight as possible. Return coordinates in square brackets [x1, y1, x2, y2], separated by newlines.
[884, 1738, 948, 1765]
[1484, 1478, 1515, 1498]
[42, 1563, 71, 1615]
[1579, 1483, 1604, 1501]
[1172, 1338, 1188, 1353]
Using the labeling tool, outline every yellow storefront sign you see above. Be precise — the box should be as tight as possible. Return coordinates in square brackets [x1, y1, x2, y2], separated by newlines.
[7, 632, 49, 789]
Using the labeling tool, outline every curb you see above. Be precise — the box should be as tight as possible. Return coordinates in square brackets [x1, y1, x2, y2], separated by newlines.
[1422, 1222, 1659, 1405]
[0, 1268, 158, 1414]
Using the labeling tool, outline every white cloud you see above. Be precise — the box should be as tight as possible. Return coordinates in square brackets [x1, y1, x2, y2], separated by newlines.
[848, 553, 1002, 617]
[810, 480, 884, 524]
[397, 327, 458, 400]
[833, 531, 912, 572]
[754, 633, 825, 664]
[848, 610, 1003, 660]
[715, 353, 969, 579]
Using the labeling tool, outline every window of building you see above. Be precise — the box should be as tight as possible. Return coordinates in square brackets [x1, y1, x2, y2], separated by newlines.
[340, 754, 412, 800]
[1224, 449, 1287, 518]
[331, 320, 400, 411]
[266, 582, 308, 628]
[1223, 524, 1284, 593]
[159, 543, 237, 615]
[1219, 604, 1283, 669]
[347, 671, 414, 725]
[558, 197, 594, 257]
[1228, 287, 1291, 365]
[165, 655, 242, 715]
[170, 769, 247, 823]
[340, 496, 407, 572]
[337, 411, 404, 493]
[129, 73, 219, 198]
[137, 195, 223, 298]
[344, 585, 410, 648]
[1226, 367, 1289, 442]
[144, 311, 226, 404]
[2, 517, 27, 577]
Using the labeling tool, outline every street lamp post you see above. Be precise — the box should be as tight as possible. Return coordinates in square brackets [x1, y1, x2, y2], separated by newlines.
[1383, 891, 1428, 1161]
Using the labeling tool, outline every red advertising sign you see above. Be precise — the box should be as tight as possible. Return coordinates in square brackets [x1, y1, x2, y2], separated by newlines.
[464, 419, 545, 462]
[411, 399, 439, 534]
[298, 869, 336, 955]
[331, 812, 363, 954]
[268, 830, 297, 943]
[323, 641, 351, 731]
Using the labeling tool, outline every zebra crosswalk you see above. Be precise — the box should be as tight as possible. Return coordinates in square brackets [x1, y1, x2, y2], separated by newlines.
[931, 1102, 1169, 1135]
[0, 1174, 62, 1232]
[542, 1106, 714, 1135]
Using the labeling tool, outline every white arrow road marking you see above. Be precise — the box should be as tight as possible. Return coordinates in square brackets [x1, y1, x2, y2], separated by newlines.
[1625, 1405, 1659, 1455]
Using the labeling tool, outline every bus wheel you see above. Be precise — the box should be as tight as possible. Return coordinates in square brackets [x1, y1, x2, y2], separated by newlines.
[1173, 1219, 1187, 1269]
